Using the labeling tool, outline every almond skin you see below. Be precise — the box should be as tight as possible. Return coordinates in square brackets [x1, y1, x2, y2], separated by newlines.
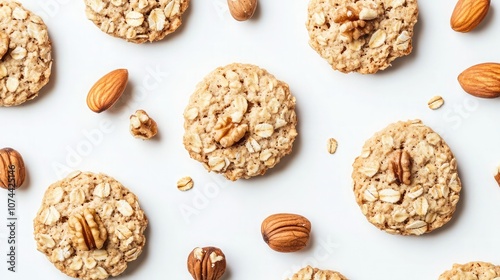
[450, 0, 490, 32]
[86, 69, 128, 113]
[261, 213, 311, 253]
[227, 0, 257, 21]
[458, 63, 500, 98]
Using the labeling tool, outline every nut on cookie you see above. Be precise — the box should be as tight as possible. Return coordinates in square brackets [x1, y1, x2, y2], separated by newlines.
[352, 119, 461, 235]
[306, 0, 418, 73]
[33, 171, 148, 279]
[183, 63, 298, 181]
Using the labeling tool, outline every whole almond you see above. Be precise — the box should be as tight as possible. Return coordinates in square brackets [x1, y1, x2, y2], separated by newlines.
[86, 69, 128, 113]
[450, 0, 490, 32]
[458, 63, 500, 98]
[227, 0, 257, 21]
[0, 147, 26, 190]
[261, 213, 311, 253]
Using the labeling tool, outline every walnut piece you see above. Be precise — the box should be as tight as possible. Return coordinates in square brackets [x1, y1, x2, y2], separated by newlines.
[334, 2, 381, 42]
[130, 109, 158, 140]
[389, 150, 412, 185]
[213, 116, 248, 148]
[68, 208, 107, 251]
[187, 247, 226, 280]
[0, 31, 9, 60]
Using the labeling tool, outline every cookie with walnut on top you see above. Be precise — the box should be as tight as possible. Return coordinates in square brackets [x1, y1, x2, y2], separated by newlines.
[306, 0, 418, 74]
[352, 120, 461, 235]
[33, 171, 148, 280]
[183, 63, 298, 181]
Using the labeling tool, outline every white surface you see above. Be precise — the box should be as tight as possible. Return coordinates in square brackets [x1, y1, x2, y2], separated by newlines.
[1, 0, 500, 279]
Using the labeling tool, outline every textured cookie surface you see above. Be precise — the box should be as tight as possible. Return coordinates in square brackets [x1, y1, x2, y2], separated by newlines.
[438, 262, 500, 280]
[33, 171, 148, 280]
[306, 0, 418, 74]
[183, 63, 298, 181]
[352, 119, 461, 235]
[0, 0, 52, 106]
[84, 0, 189, 43]
[288, 265, 347, 280]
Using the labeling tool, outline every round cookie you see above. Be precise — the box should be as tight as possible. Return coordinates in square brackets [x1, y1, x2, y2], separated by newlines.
[352, 119, 461, 235]
[0, 0, 52, 106]
[33, 171, 148, 279]
[288, 266, 347, 280]
[438, 262, 500, 280]
[306, 0, 418, 74]
[183, 63, 298, 181]
[84, 0, 190, 43]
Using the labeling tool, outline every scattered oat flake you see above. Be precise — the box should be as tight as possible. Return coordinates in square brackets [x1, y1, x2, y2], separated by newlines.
[327, 138, 338, 154]
[427, 96, 444, 110]
[177, 176, 194, 191]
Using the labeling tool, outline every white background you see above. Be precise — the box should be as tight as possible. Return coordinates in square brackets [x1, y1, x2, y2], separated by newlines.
[1, 0, 500, 279]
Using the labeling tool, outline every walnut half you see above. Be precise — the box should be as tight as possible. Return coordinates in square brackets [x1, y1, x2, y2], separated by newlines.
[388, 149, 412, 185]
[213, 116, 248, 148]
[334, 2, 381, 42]
[68, 208, 107, 251]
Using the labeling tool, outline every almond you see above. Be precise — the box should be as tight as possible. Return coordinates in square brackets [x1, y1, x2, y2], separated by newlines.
[86, 69, 128, 113]
[261, 213, 311, 253]
[450, 0, 490, 32]
[227, 0, 257, 21]
[458, 63, 500, 98]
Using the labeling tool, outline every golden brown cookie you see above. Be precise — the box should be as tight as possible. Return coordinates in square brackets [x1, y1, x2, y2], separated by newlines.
[438, 262, 500, 280]
[33, 171, 148, 279]
[183, 63, 298, 181]
[306, 0, 418, 74]
[0, 0, 52, 106]
[352, 120, 461, 235]
[288, 265, 347, 280]
[84, 0, 190, 43]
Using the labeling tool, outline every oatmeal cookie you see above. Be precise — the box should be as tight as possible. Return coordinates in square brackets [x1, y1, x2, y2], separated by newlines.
[84, 0, 190, 43]
[33, 171, 148, 279]
[352, 120, 461, 235]
[439, 262, 500, 280]
[0, 0, 52, 106]
[183, 63, 298, 181]
[306, 0, 418, 74]
[288, 266, 347, 280]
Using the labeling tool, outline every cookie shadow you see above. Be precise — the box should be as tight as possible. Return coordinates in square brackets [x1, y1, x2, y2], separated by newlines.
[120, 224, 150, 277]
[374, 12, 423, 75]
